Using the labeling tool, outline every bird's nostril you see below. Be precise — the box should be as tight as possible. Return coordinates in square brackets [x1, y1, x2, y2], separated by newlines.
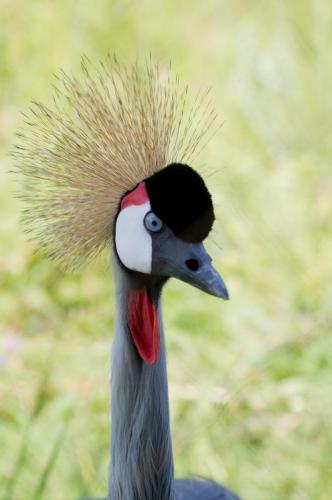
[185, 258, 200, 272]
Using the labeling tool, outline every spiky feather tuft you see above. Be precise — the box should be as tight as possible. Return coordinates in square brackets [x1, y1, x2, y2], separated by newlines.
[13, 56, 218, 270]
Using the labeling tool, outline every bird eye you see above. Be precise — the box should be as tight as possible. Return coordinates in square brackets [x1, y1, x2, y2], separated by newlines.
[144, 211, 163, 233]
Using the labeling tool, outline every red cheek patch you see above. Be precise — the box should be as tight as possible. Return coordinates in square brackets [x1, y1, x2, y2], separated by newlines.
[128, 289, 160, 364]
[121, 182, 149, 210]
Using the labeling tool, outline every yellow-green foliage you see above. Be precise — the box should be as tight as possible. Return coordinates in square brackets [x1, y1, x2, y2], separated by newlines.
[1, 1, 331, 499]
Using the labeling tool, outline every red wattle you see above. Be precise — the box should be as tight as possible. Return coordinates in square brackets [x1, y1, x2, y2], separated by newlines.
[128, 289, 160, 364]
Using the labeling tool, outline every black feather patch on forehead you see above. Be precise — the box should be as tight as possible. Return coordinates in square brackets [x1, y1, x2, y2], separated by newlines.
[145, 163, 214, 243]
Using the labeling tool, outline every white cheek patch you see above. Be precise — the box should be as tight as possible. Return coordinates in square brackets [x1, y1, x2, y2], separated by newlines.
[115, 201, 152, 273]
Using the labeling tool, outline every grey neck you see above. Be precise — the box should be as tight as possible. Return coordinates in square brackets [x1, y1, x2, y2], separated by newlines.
[108, 255, 174, 500]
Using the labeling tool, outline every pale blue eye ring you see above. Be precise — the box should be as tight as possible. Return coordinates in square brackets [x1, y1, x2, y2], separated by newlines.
[144, 211, 163, 233]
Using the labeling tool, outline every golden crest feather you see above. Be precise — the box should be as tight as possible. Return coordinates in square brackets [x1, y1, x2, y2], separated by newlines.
[13, 56, 218, 270]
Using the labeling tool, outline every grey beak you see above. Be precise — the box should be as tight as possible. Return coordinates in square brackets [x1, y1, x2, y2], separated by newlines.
[152, 228, 229, 300]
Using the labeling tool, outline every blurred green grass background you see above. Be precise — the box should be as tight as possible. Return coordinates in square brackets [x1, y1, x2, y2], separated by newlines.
[1, 1, 332, 499]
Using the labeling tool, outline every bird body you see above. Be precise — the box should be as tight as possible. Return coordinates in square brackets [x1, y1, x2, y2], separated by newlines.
[175, 479, 240, 499]
[14, 58, 240, 499]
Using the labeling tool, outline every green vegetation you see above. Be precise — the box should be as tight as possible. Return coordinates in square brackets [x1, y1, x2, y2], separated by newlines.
[1, 1, 331, 498]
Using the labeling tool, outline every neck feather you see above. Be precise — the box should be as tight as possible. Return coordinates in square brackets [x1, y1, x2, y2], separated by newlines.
[108, 255, 174, 500]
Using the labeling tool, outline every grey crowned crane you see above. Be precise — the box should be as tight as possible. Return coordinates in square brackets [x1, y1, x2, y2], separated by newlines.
[14, 58, 240, 500]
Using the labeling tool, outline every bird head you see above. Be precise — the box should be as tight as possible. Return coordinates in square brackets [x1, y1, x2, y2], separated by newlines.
[114, 163, 228, 299]
[14, 58, 228, 364]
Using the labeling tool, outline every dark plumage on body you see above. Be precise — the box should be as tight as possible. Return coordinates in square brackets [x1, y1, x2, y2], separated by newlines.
[175, 479, 240, 499]
[83, 478, 240, 500]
